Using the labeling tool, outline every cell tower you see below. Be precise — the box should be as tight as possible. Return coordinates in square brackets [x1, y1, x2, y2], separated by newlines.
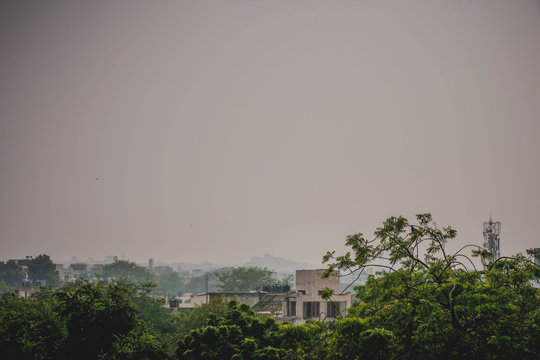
[482, 218, 501, 267]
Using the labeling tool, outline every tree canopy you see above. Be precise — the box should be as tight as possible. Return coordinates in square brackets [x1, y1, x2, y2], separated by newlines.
[184, 272, 218, 294]
[322, 213, 540, 359]
[28, 254, 59, 285]
[2, 214, 540, 359]
[0, 260, 24, 290]
[103, 260, 153, 283]
[177, 300, 287, 360]
[0, 291, 65, 359]
[215, 267, 275, 292]
[0, 280, 169, 360]
[156, 271, 184, 297]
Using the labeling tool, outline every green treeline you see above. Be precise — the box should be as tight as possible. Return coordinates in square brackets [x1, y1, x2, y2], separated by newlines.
[0, 255, 285, 296]
[1, 214, 540, 359]
[0, 255, 59, 292]
[101, 261, 285, 296]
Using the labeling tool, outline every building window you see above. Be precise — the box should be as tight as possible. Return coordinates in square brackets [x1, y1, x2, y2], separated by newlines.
[303, 301, 320, 319]
[289, 301, 296, 317]
[326, 301, 346, 318]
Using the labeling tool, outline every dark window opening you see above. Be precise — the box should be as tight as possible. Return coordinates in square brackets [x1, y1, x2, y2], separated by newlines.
[303, 301, 320, 319]
[326, 301, 346, 318]
[289, 301, 296, 317]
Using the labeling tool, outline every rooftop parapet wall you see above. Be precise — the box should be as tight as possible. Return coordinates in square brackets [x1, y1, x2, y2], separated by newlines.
[295, 269, 339, 295]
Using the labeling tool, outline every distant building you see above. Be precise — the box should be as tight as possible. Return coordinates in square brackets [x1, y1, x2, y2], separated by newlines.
[55, 264, 66, 284]
[11, 256, 33, 280]
[534, 248, 540, 266]
[191, 292, 266, 307]
[281, 269, 352, 323]
[104, 255, 118, 264]
[90, 264, 104, 277]
[177, 269, 353, 323]
[18, 285, 40, 298]
[66, 263, 89, 281]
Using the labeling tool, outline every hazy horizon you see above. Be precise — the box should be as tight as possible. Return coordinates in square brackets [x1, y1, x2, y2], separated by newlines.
[2, 1, 540, 265]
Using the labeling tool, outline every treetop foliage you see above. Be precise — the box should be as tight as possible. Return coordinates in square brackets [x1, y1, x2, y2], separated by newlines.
[0, 280, 169, 360]
[28, 254, 59, 285]
[323, 213, 540, 359]
[214, 267, 275, 292]
[103, 260, 153, 283]
[2, 214, 540, 359]
[0, 260, 25, 290]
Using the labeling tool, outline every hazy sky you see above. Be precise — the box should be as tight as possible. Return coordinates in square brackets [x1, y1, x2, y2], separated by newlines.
[1, 0, 540, 265]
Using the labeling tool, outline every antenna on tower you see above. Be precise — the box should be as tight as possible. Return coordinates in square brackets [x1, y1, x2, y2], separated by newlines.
[482, 218, 501, 267]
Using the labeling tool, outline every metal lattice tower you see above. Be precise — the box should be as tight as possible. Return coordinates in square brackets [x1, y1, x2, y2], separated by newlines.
[482, 218, 501, 267]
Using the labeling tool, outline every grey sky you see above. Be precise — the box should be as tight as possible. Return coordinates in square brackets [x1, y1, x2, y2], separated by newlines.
[1, 0, 540, 265]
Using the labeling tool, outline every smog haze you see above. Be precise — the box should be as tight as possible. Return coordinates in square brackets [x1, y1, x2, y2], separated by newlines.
[1, 0, 540, 264]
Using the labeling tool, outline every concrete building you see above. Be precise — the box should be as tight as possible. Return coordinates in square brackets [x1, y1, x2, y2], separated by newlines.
[534, 248, 540, 266]
[90, 264, 104, 277]
[63, 263, 89, 282]
[175, 269, 353, 323]
[18, 285, 41, 298]
[281, 269, 352, 323]
[191, 291, 266, 307]
[55, 264, 66, 284]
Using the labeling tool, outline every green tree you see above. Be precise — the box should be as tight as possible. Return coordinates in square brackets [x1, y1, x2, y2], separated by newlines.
[156, 271, 184, 296]
[131, 285, 178, 357]
[184, 272, 218, 294]
[55, 280, 166, 360]
[56, 281, 138, 359]
[323, 213, 540, 360]
[0, 292, 66, 359]
[175, 297, 229, 336]
[0, 280, 169, 360]
[103, 260, 153, 283]
[176, 300, 334, 360]
[0, 260, 24, 289]
[327, 318, 394, 360]
[177, 301, 283, 360]
[106, 320, 166, 360]
[275, 321, 330, 360]
[215, 267, 275, 292]
[27, 254, 59, 285]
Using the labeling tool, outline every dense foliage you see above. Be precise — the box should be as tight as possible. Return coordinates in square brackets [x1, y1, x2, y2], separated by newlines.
[2, 214, 540, 359]
[0, 281, 168, 359]
[28, 254, 59, 285]
[0, 292, 65, 359]
[323, 214, 540, 360]
[184, 272, 219, 294]
[156, 271, 184, 296]
[177, 300, 331, 360]
[0, 260, 24, 290]
[103, 260, 153, 283]
[215, 267, 275, 292]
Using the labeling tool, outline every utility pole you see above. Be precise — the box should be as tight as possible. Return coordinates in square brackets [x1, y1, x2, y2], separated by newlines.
[205, 273, 209, 304]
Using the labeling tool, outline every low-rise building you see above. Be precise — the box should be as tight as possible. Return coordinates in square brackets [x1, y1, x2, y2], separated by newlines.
[18, 285, 40, 298]
[191, 291, 266, 307]
[174, 269, 353, 323]
[280, 269, 352, 323]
